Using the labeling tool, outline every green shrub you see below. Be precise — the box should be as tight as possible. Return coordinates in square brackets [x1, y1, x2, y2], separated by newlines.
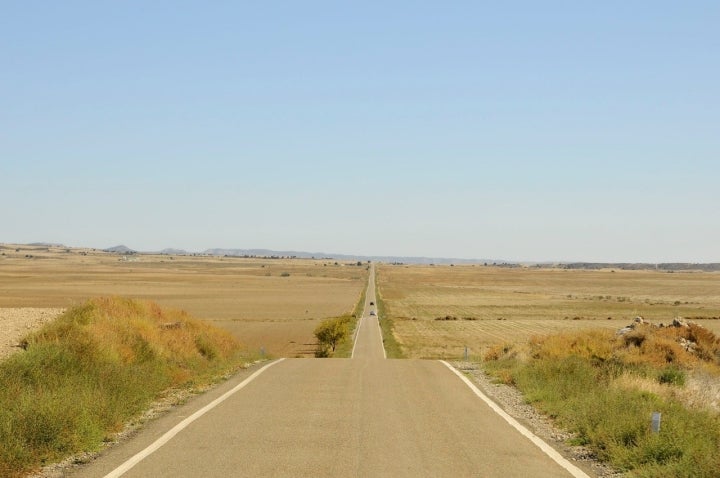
[658, 366, 686, 386]
[314, 316, 350, 356]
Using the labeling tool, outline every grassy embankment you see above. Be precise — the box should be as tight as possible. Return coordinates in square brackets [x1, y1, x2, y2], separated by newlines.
[375, 268, 404, 358]
[483, 322, 720, 477]
[0, 297, 253, 478]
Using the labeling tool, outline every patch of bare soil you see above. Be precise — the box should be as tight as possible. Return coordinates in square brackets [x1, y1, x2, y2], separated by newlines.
[0, 308, 64, 360]
[451, 361, 623, 478]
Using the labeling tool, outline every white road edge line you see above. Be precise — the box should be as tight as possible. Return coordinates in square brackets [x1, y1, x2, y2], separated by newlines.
[104, 358, 286, 478]
[377, 317, 387, 359]
[439, 361, 590, 478]
[351, 316, 363, 358]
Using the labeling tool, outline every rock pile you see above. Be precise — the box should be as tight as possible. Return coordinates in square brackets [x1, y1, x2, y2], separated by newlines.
[616, 316, 708, 356]
[616, 316, 695, 335]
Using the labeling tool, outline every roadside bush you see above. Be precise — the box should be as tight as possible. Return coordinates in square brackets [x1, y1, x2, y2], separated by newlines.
[658, 366, 686, 386]
[483, 326, 720, 477]
[0, 297, 249, 478]
[314, 316, 350, 357]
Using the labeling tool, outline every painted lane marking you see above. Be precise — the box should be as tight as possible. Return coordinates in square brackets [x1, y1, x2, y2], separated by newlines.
[351, 316, 363, 358]
[104, 359, 286, 478]
[377, 317, 387, 359]
[439, 361, 590, 478]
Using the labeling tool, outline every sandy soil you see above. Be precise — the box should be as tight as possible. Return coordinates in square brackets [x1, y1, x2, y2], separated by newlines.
[0, 308, 64, 360]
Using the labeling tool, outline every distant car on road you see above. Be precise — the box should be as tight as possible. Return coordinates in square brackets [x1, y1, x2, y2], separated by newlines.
[370, 310, 376, 316]
[370, 301, 374, 306]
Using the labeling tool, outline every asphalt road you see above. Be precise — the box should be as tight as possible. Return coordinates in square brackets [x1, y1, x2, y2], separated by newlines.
[70, 266, 589, 478]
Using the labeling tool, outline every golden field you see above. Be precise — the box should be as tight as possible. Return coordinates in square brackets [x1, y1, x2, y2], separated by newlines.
[0, 244, 368, 357]
[376, 264, 720, 359]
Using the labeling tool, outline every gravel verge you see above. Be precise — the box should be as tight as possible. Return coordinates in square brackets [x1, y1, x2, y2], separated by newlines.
[450, 361, 623, 478]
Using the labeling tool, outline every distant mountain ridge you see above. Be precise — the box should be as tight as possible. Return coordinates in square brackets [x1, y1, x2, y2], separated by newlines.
[159, 248, 188, 255]
[103, 245, 136, 254]
[553, 262, 720, 272]
[201, 248, 501, 265]
[27, 242, 66, 247]
[11, 242, 719, 269]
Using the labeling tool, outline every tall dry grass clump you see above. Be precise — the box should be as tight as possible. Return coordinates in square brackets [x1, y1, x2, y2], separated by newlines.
[0, 297, 249, 478]
[483, 322, 720, 477]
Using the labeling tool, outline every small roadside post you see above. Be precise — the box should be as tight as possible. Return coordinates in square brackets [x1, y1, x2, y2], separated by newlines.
[651, 412, 661, 433]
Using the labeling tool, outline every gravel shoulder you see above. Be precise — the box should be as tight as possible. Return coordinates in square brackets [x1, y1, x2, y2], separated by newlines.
[451, 361, 623, 478]
[0, 307, 65, 360]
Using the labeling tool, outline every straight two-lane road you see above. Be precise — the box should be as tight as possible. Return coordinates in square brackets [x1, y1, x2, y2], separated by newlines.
[71, 266, 589, 477]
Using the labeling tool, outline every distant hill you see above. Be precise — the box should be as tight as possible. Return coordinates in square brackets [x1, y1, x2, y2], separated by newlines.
[13, 242, 717, 270]
[554, 262, 720, 272]
[103, 245, 136, 254]
[159, 248, 188, 255]
[203, 248, 322, 258]
[201, 248, 501, 265]
[27, 242, 66, 248]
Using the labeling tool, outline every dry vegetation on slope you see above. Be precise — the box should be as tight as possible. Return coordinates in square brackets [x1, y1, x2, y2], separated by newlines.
[0, 297, 251, 478]
[483, 323, 720, 477]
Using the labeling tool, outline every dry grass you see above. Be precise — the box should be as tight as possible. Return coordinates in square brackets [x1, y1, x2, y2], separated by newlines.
[483, 326, 720, 476]
[0, 244, 368, 357]
[614, 370, 720, 414]
[377, 264, 720, 359]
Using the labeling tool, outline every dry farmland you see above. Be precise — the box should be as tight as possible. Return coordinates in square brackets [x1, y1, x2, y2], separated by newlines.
[376, 264, 720, 359]
[0, 244, 368, 358]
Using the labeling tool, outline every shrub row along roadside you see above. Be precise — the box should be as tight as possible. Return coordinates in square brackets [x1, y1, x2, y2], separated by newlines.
[483, 322, 720, 477]
[315, 268, 369, 358]
[0, 297, 252, 478]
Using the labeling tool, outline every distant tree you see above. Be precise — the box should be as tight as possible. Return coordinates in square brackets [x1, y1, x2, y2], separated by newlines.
[314, 317, 349, 356]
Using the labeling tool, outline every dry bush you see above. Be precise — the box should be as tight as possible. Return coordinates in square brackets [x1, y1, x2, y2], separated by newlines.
[483, 343, 515, 361]
[686, 323, 720, 363]
[529, 329, 615, 362]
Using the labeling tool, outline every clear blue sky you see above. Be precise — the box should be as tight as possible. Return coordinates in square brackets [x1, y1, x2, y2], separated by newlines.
[2, 1, 718, 262]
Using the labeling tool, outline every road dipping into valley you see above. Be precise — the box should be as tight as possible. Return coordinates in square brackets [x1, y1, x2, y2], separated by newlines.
[72, 267, 589, 478]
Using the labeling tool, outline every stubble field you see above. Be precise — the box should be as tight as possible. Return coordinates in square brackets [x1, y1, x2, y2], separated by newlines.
[376, 264, 720, 359]
[0, 244, 368, 358]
